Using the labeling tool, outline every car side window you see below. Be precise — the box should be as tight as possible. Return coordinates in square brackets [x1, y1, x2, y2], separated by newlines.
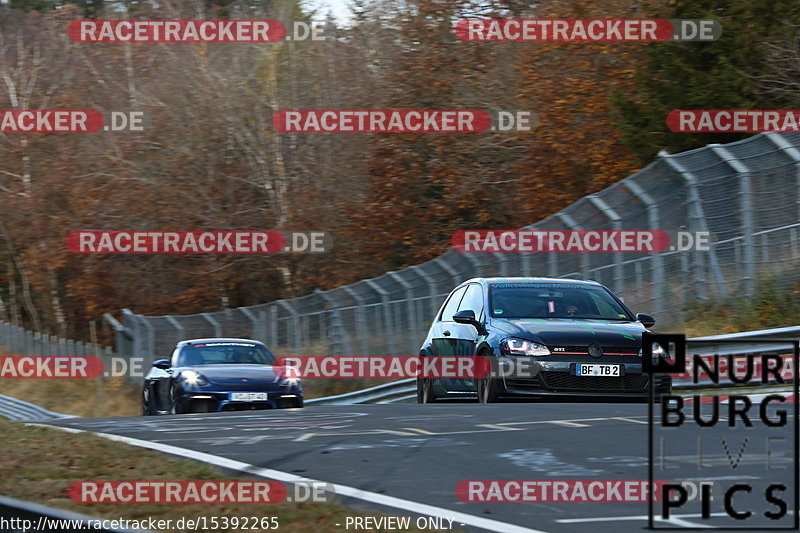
[457, 283, 484, 320]
[440, 286, 467, 321]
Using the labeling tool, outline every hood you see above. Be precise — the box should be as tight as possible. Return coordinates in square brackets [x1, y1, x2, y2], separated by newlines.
[178, 364, 280, 385]
[490, 318, 645, 349]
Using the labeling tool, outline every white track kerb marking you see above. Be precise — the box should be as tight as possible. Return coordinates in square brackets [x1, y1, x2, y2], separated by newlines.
[36, 424, 548, 533]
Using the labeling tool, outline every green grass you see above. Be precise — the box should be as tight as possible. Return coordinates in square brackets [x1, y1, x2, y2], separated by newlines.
[681, 278, 800, 337]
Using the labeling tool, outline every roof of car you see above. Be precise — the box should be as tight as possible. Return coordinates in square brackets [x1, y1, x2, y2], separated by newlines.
[177, 338, 265, 346]
[463, 277, 603, 286]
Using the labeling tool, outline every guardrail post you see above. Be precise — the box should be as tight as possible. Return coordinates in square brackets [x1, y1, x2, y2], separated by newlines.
[258, 306, 278, 346]
[276, 300, 301, 354]
[201, 312, 222, 338]
[459, 251, 483, 277]
[4, 323, 13, 353]
[661, 155, 727, 300]
[315, 290, 354, 356]
[588, 195, 624, 295]
[138, 315, 156, 361]
[15, 326, 23, 354]
[32, 331, 41, 356]
[388, 270, 419, 354]
[365, 278, 396, 355]
[39, 332, 48, 355]
[555, 212, 589, 280]
[709, 145, 754, 298]
[407, 264, 441, 327]
[120, 309, 139, 358]
[342, 286, 369, 355]
[165, 315, 185, 346]
[268, 306, 279, 349]
[434, 255, 462, 286]
[547, 252, 557, 278]
[518, 225, 536, 276]
[624, 179, 664, 317]
[764, 132, 800, 223]
[494, 252, 510, 277]
[237, 307, 260, 342]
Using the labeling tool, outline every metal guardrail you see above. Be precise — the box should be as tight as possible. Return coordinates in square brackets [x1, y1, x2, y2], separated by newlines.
[306, 379, 416, 405]
[0, 495, 150, 533]
[691, 325, 800, 341]
[0, 394, 76, 422]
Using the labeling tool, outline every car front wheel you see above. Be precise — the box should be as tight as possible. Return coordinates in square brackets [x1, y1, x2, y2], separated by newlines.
[168, 386, 181, 414]
[142, 387, 154, 416]
[417, 376, 437, 404]
[477, 354, 501, 403]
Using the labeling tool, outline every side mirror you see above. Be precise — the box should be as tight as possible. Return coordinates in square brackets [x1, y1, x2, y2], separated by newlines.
[636, 313, 656, 328]
[152, 359, 171, 370]
[453, 310, 488, 336]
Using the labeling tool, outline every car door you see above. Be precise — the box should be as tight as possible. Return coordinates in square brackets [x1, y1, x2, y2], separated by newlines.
[436, 283, 484, 392]
[428, 285, 467, 359]
[151, 347, 179, 411]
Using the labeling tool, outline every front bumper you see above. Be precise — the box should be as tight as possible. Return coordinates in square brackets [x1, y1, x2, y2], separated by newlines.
[178, 390, 303, 411]
[495, 358, 672, 399]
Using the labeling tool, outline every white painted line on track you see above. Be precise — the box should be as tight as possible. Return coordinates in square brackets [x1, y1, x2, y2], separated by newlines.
[35, 423, 549, 533]
[478, 424, 524, 431]
[549, 421, 590, 427]
[610, 417, 648, 424]
[402, 427, 438, 434]
[667, 517, 713, 528]
[556, 511, 771, 527]
[556, 513, 728, 524]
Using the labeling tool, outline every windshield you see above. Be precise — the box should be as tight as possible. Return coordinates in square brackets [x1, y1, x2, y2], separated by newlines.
[177, 341, 276, 366]
[489, 283, 632, 320]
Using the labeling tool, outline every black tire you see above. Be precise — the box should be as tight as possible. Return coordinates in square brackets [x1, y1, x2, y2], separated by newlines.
[477, 354, 501, 403]
[142, 387, 154, 416]
[416, 377, 437, 404]
[168, 386, 181, 415]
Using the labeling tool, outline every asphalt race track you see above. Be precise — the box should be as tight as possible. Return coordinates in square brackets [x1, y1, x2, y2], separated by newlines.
[48, 398, 797, 533]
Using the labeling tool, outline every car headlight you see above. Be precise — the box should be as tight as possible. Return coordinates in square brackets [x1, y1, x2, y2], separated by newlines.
[181, 370, 208, 386]
[281, 376, 301, 387]
[501, 338, 551, 356]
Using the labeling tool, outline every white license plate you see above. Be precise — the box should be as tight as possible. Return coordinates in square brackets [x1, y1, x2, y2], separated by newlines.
[575, 364, 621, 377]
[230, 392, 268, 401]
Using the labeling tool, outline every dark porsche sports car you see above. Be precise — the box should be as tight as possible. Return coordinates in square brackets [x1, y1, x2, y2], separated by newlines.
[142, 338, 303, 415]
[416, 277, 671, 403]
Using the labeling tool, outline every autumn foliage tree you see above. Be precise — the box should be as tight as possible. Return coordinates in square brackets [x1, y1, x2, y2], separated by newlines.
[1, 0, 795, 343]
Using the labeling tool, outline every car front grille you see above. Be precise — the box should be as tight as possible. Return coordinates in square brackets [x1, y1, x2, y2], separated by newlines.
[539, 371, 649, 392]
[221, 402, 272, 411]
